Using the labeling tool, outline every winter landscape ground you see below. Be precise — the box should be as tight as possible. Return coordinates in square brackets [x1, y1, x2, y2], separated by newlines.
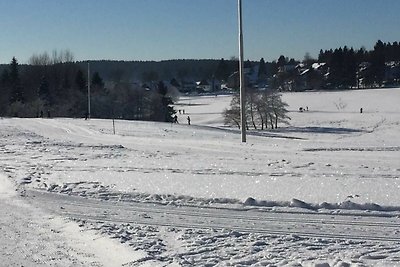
[1, 88, 400, 266]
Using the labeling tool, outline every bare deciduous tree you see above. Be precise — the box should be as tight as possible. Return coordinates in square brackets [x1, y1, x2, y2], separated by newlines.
[224, 90, 290, 130]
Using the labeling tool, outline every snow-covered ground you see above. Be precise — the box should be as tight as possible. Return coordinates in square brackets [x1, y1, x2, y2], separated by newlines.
[1, 88, 400, 266]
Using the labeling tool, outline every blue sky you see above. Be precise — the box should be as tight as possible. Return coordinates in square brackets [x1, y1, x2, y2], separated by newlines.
[1, 0, 399, 64]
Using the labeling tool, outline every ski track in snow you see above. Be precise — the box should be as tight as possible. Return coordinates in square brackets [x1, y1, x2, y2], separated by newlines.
[1, 89, 400, 266]
[27, 190, 400, 242]
[25, 189, 400, 266]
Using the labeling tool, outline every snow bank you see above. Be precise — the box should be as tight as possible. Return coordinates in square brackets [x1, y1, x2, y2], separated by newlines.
[243, 196, 400, 213]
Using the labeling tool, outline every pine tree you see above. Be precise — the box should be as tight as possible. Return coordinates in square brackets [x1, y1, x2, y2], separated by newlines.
[258, 58, 267, 78]
[277, 55, 287, 68]
[9, 57, 24, 103]
[371, 40, 386, 86]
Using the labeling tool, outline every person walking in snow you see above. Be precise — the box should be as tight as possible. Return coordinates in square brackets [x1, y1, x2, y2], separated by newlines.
[187, 116, 191, 125]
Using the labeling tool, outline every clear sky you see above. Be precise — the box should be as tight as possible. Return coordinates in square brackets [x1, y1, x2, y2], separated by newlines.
[1, 0, 399, 64]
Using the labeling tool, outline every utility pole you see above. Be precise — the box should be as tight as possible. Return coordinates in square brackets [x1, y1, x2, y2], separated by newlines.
[238, 0, 246, 142]
[87, 62, 91, 119]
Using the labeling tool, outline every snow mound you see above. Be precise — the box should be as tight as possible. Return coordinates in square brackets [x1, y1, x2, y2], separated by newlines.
[38, 180, 399, 214]
[243, 197, 398, 213]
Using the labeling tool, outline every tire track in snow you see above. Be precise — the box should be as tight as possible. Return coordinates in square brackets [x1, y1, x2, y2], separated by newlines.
[27, 190, 400, 243]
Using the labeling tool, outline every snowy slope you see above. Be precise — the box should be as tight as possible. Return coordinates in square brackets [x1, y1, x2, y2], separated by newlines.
[1, 88, 400, 266]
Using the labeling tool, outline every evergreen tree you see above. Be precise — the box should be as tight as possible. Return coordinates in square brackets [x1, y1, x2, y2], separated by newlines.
[327, 48, 344, 88]
[258, 58, 267, 78]
[9, 57, 24, 103]
[277, 55, 287, 67]
[343, 47, 357, 88]
[371, 40, 386, 86]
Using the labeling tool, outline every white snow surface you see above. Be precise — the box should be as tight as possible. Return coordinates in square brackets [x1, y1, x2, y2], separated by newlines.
[1, 88, 400, 266]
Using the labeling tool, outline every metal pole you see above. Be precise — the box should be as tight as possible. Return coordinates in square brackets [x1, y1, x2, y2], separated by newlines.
[238, 0, 246, 142]
[112, 118, 115, 134]
[87, 62, 91, 119]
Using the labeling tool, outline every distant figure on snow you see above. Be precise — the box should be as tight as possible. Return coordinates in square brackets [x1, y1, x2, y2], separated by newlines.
[40, 110, 44, 118]
[299, 107, 304, 112]
[47, 110, 51, 118]
[173, 115, 179, 123]
[360, 108, 363, 113]
[187, 116, 191, 125]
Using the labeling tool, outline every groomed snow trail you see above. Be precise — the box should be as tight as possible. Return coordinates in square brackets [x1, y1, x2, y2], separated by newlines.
[24, 189, 400, 266]
[27, 189, 400, 243]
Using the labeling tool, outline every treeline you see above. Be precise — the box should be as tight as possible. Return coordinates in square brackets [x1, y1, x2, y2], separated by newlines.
[0, 51, 175, 121]
[317, 40, 400, 88]
[74, 59, 223, 82]
[1, 40, 399, 119]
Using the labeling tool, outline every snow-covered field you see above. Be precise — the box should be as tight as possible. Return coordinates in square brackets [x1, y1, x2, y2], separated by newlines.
[1, 88, 400, 266]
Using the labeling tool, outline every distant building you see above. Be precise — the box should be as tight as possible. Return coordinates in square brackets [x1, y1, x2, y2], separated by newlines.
[180, 80, 197, 93]
[226, 65, 259, 90]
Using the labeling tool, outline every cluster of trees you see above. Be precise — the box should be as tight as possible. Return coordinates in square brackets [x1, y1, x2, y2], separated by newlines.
[0, 51, 176, 122]
[224, 89, 290, 130]
[92, 80, 176, 122]
[318, 40, 400, 88]
[1, 51, 92, 117]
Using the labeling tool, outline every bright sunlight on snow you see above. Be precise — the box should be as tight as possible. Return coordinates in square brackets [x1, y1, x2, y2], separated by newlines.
[1, 88, 400, 266]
